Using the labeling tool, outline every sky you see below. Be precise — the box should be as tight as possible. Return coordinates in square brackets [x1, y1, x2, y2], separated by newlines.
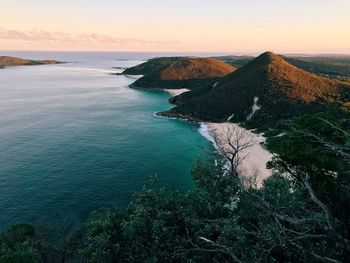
[0, 0, 349, 53]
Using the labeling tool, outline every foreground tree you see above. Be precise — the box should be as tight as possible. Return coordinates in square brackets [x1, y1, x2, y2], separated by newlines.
[214, 124, 256, 178]
[0, 224, 39, 263]
[79, 209, 124, 263]
[266, 114, 350, 261]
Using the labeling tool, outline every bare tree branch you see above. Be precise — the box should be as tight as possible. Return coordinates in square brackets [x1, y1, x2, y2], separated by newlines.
[302, 175, 333, 230]
[197, 236, 242, 263]
[174, 228, 242, 262]
[214, 124, 256, 180]
[290, 241, 342, 263]
[317, 117, 350, 137]
[290, 125, 350, 160]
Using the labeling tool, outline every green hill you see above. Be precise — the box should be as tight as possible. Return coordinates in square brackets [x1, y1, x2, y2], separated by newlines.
[123, 57, 236, 90]
[162, 52, 350, 122]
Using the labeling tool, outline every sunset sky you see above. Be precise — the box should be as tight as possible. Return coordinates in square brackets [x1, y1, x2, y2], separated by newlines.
[1, 0, 349, 53]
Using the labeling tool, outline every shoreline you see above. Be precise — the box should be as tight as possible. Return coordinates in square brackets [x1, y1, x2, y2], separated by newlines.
[164, 88, 190, 97]
[128, 83, 189, 97]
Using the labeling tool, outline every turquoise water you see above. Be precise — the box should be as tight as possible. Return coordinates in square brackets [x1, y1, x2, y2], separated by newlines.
[0, 52, 212, 230]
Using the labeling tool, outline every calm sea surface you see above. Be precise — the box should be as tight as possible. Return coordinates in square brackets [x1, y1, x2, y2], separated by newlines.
[0, 51, 213, 230]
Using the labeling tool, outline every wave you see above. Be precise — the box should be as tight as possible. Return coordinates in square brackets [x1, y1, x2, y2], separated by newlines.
[152, 111, 192, 122]
[198, 123, 217, 149]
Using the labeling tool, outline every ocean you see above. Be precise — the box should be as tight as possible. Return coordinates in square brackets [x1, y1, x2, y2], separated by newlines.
[0, 51, 213, 230]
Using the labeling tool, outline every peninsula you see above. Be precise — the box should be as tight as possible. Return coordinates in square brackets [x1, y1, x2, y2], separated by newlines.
[0, 56, 62, 68]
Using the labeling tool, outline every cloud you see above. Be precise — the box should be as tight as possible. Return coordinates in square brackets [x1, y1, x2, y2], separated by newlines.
[0, 26, 174, 46]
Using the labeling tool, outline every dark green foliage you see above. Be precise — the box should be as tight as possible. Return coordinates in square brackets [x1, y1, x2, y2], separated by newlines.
[266, 114, 350, 252]
[79, 209, 124, 263]
[122, 182, 190, 262]
[120, 165, 242, 262]
[236, 177, 334, 263]
[0, 224, 38, 263]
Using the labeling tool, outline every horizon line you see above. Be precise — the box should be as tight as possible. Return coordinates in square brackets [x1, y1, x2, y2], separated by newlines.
[1, 49, 350, 56]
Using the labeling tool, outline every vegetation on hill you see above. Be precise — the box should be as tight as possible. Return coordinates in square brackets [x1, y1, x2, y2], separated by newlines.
[214, 54, 350, 78]
[122, 57, 235, 90]
[284, 56, 350, 78]
[163, 52, 350, 122]
[0, 56, 62, 68]
[210, 55, 254, 68]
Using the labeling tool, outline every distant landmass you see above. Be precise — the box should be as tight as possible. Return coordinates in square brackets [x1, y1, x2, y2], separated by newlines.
[122, 57, 235, 90]
[213, 54, 350, 78]
[0, 56, 62, 68]
[128, 52, 349, 122]
[210, 55, 254, 68]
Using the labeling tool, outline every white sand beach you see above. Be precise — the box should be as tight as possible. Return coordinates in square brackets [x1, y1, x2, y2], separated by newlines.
[200, 122, 273, 188]
[125, 74, 144, 79]
[164, 88, 190, 97]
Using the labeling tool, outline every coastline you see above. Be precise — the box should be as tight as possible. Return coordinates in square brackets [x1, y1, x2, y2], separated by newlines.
[0, 61, 64, 69]
[129, 83, 189, 98]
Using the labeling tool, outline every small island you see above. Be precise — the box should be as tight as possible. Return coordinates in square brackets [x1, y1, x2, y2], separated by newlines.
[0, 56, 62, 68]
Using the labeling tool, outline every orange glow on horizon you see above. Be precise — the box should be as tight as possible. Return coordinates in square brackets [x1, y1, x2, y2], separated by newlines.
[1, 0, 349, 54]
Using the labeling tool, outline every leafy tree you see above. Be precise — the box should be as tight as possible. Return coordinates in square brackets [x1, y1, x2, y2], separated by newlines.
[79, 209, 124, 263]
[0, 224, 39, 263]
